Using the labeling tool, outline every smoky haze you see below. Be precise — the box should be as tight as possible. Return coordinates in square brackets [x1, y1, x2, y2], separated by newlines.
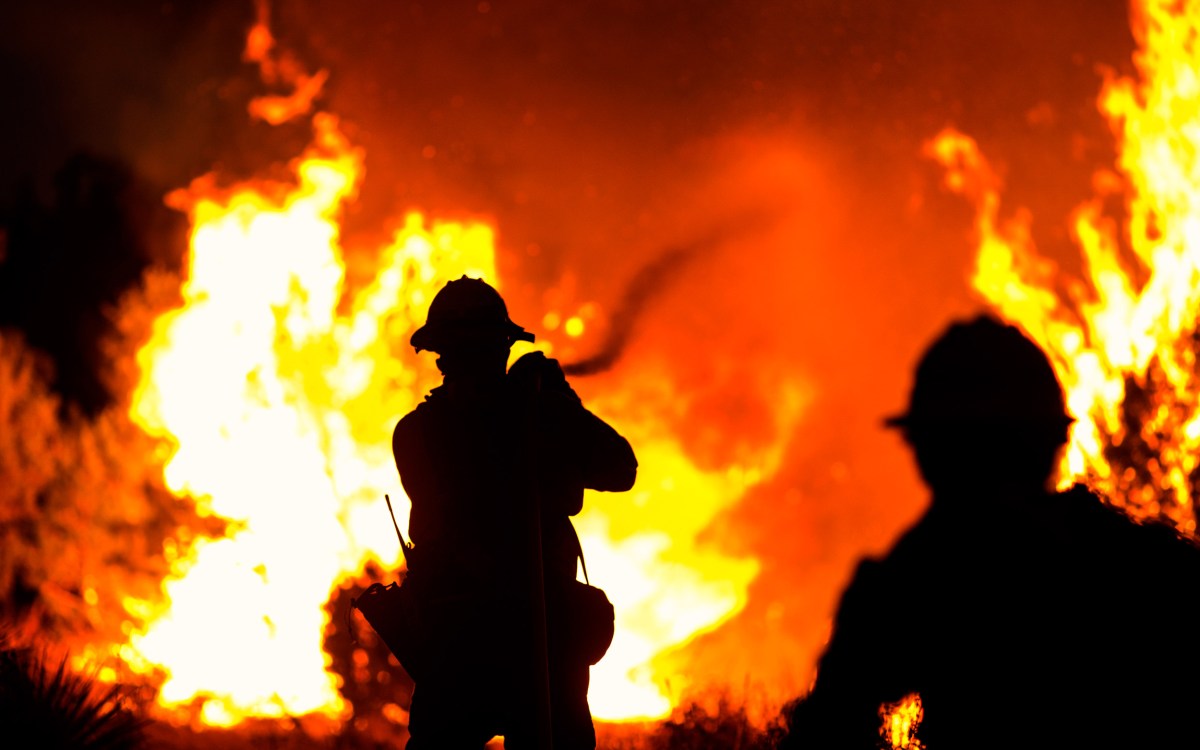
[1, 0, 1135, 714]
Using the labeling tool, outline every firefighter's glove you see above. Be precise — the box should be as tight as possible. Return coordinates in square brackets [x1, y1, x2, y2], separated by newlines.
[509, 351, 580, 402]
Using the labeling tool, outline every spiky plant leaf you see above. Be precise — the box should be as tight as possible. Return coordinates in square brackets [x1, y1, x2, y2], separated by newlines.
[0, 645, 147, 750]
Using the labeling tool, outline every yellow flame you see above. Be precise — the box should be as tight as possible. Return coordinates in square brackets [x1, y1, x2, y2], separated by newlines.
[121, 113, 492, 723]
[880, 693, 924, 750]
[927, 0, 1200, 531]
[118, 109, 803, 725]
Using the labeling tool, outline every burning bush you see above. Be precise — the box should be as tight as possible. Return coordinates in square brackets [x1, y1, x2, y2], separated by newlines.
[0, 326, 218, 657]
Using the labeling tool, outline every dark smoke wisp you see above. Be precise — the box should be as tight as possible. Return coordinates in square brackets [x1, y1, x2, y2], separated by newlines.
[556, 211, 772, 376]
[560, 245, 696, 376]
[559, 215, 766, 377]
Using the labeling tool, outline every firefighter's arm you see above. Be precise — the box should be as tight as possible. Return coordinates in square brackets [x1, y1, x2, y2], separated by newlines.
[567, 404, 637, 492]
[391, 414, 438, 560]
[511, 352, 637, 492]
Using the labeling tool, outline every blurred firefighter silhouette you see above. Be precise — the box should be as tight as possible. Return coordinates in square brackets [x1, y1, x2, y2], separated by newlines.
[780, 315, 1200, 750]
[389, 276, 637, 749]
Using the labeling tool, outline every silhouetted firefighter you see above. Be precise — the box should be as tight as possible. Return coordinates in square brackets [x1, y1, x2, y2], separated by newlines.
[780, 315, 1200, 750]
[391, 277, 637, 749]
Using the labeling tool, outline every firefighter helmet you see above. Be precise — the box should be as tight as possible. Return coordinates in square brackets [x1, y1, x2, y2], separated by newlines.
[410, 276, 534, 353]
[885, 315, 1074, 431]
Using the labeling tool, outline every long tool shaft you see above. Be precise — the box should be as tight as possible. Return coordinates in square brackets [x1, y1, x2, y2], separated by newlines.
[384, 493, 412, 566]
[517, 374, 554, 749]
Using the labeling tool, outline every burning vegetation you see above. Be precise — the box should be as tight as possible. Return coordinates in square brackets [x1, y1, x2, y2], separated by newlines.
[930, 0, 1200, 532]
[4, 0, 800, 741]
[2, 0, 1200, 746]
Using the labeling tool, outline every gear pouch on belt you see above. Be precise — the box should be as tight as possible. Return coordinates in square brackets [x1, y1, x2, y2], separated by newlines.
[351, 495, 427, 680]
[553, 522, 615, 667]
[352, 578, 426, 680]
[559, 579, 615, 666]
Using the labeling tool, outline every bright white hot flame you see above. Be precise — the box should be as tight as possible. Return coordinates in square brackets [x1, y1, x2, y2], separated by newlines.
[120, 110, 807, 726]
[122, 114, 501, 723]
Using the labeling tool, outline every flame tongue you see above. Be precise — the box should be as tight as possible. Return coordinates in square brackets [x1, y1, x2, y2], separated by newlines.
[122, 113, 501, 724]
[112, 0, 805, 725]
[927, 0, 1200, 530]
[119, 105, 801, 724]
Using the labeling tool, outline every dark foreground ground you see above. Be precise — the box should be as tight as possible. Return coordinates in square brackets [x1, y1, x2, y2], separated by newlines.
[1, 642, 787, 750]
[140, 701, 784, 750]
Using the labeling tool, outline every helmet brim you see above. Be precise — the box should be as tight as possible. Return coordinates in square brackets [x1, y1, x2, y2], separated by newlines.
[410, 319, 535, 353]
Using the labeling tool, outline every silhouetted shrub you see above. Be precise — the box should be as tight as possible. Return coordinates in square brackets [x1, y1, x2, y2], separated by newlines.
[0, 642, 147, 749]
[600, 697, 786, 750]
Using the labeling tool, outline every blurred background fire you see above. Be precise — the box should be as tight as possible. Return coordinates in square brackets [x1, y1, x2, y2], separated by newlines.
[0, 0, 1186, 747]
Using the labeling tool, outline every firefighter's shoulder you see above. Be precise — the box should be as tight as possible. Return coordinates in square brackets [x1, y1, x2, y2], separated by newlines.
[392, 399, 434, 457]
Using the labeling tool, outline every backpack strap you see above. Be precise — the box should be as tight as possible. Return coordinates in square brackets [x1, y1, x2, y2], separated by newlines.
[567, 518, 590, 585]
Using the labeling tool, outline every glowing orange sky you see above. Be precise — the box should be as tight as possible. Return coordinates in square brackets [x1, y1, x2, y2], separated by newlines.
[0, 0, 1144, 714]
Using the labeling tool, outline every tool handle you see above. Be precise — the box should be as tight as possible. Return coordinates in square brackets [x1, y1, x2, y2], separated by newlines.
[384, 494, 414, 564]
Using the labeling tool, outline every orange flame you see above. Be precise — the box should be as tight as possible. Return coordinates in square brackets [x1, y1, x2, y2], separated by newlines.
[110, 11, 805, 725]
[927, 0, 1200, 531]
[243, 0, 328, 125]
[119, 113, 494, 725]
